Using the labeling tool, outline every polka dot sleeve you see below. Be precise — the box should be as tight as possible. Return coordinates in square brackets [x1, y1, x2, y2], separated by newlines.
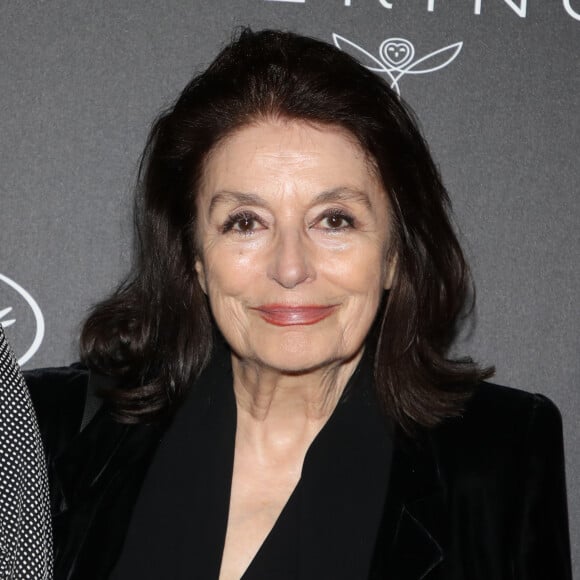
[0, 326, 52, 579]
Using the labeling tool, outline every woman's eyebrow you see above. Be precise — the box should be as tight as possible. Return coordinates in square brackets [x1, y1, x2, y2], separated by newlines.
[208, 187, 372, 216]
[312, 187, 372, 210]
[208, 191, 269, 215]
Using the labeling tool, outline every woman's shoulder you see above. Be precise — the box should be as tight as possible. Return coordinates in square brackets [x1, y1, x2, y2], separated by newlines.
[456, 381, 562, 435]
[431, 381, 565, 477]
[426, 383, 571, 577]
[24, 364, 89, 419]
[24, 363, 89, 394]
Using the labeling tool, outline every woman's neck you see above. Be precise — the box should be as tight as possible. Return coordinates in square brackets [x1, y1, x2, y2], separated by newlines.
[231, 351, 363, 457]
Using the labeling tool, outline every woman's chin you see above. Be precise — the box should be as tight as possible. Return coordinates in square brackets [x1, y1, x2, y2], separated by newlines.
[257, 356, 333, 376]
[242, 334, 350, 375]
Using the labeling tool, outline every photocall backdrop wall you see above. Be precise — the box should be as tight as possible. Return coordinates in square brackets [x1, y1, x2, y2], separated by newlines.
[1, 0, 579, 572]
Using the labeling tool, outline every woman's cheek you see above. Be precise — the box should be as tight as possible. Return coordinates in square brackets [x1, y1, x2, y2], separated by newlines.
[324, 244, 384, 288]
[204, 250, 259, 304]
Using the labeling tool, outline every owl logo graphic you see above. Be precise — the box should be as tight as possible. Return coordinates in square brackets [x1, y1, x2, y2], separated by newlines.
[332, 34, 463, 95]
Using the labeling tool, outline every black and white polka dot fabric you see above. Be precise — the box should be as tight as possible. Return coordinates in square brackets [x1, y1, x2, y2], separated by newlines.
[0, 327, 52, 579]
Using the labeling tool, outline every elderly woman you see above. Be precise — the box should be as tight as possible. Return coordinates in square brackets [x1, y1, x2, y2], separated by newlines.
[25, 29, 571, 579]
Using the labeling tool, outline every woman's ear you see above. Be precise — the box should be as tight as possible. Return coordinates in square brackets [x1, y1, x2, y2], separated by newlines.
[194, 258, 207, 294]
[384, 253, 398, 290]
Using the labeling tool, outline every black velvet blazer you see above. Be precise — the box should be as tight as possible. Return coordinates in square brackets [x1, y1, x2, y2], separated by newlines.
[25, 362, 572, 580]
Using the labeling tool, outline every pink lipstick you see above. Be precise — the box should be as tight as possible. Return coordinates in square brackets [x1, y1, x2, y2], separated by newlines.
[253, 304, 337, 326]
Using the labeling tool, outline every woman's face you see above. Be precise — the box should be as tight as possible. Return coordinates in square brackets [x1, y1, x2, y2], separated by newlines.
[195, 120, 395, 374]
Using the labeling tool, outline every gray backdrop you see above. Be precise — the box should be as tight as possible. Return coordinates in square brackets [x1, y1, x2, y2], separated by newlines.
[1, 0, 579, 573]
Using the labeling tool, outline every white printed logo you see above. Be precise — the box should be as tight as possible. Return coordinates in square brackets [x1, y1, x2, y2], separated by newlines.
[0, 273, 45, 366]
[332, 34, 463, 95]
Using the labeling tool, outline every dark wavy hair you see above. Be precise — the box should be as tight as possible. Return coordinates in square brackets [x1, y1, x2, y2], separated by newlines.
[80, 28, 493, 432]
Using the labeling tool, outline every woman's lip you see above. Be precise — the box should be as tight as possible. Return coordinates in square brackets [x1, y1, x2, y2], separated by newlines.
[252, 305, 338, 326]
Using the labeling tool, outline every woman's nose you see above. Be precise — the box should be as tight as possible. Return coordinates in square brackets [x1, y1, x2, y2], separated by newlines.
[267, 229, 314, 289]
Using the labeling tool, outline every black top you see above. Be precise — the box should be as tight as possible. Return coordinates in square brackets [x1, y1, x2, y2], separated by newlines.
[111, 343, 394, 579]
[25, 360, 572, 578]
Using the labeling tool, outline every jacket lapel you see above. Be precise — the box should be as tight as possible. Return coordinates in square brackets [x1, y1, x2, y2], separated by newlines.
[370, 428, 445, 579]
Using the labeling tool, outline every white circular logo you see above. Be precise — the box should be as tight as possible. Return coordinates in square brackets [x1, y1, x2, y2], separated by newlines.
[0, 273, 45, 366]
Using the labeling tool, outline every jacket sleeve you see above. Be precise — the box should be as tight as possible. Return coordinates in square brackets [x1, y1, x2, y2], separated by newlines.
[512, 394, 572, 579]
[23, 364, 89, 513]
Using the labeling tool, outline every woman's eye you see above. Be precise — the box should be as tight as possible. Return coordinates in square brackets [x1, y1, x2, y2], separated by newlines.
[318, 212, 355, 230]
[222, 212, 262, 234]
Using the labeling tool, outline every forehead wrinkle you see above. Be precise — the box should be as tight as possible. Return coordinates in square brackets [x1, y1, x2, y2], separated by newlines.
[208, 191, 270, 216]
